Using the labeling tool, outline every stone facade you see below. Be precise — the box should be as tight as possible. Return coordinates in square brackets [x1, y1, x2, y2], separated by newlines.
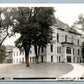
[12, 19, 82, 64]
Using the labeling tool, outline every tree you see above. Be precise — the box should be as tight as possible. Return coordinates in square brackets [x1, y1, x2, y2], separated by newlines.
[31, 7, 54, 62]
[12, 7, 55, 66]
[0, 8, 13, 63]
[82, 42, 84, 62]
[72, 14, 84, 62]
[71, 14, 84, 31]
[0, 8, 13, 46]
[0, 45, 6, 63]
[12, 7, 35, 67]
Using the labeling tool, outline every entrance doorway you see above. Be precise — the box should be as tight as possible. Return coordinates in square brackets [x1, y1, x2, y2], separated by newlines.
[67, 56, 71, 62]
[41, 56, 43, 62]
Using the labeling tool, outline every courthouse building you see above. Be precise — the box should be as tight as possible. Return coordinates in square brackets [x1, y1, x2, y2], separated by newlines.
[13, 19, 82, 64]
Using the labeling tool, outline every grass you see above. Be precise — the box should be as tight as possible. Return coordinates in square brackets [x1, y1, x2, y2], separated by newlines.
[0, 63, 73, 78]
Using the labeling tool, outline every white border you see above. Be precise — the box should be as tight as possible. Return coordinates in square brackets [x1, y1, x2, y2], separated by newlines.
[0, 3, 83, 7]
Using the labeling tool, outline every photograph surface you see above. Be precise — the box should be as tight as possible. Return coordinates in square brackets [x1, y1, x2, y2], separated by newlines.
[0, 4, 84, 81]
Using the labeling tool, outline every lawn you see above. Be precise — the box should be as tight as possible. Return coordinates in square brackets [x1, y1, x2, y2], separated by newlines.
[0, 63, 73, 78]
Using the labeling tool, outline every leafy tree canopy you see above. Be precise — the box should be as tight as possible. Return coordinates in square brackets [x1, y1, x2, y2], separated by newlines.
[0, 45, 6, 63]
[11, 7, 55, 66]
[0, 8, 13, 46]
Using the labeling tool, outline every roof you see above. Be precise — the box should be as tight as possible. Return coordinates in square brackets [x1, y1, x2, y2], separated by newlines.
[56, 19, 69, 29]
[52, 18, 82, 35]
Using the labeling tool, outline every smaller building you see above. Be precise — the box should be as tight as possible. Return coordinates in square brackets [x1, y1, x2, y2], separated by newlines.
[5, 45, 15, 63]
[13, 46, 36, 64]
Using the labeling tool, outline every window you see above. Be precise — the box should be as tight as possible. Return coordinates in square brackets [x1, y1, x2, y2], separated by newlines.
[73, 57, 75, 62]
[57, 56, 58, 62]
[72, 36, 73, 43]
[78, 39, 79, 45]
[51, 44, 53, 52]
[19, 58, 21, 63]
[57, 33, 59, 42]
[59, 56, 61, 62]
[17, 51, 18, 56]
[66, 47, 71, 54]
[14, 52, 15, 56]
[41, 46, 44, 53]
[51, 56, 53, 62]
[77, 57, 79, 62]
[57, 47, 61, 53]
[30, 57, 31, 63]
[22, 58, 24, 63]
[65, 35, 67, 42]
[41, 55, 43, 62]
[73, 48, 74, 55]
[78, 49, 80, 55]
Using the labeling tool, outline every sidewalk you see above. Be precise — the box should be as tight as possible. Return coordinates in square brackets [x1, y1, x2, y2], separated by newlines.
[61, 63, 84, 78]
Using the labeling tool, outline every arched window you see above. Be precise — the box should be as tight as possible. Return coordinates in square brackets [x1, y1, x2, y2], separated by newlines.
[66, 47, 71, 54]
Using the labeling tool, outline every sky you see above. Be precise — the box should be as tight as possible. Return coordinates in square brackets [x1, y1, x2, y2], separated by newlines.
[3, 4, 84, 46]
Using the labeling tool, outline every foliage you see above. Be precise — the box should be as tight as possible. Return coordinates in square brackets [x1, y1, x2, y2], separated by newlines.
[0, 8, 13, 46]
[0, 8, 13, 63]
[72, 14, 84, 31]
[31, 7, 54, 62]
[82, 42, 84, 62]
[73, 14, 84, 62]
[0, 45, 6, 63]
[12, 7, 55, 66]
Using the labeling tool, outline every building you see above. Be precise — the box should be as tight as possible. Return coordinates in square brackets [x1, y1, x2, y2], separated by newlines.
[80, 35, 84, 62]
[5, 45, 15, 63]
[13, 46, 35, 64]
[13, 19, 82, 64]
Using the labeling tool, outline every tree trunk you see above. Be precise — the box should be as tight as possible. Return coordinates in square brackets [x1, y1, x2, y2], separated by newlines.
[0, 46, 2, 64]
[37, 46, 41, 63]
[34, 45, 41, 63]
[24, 45, 30, 67]
[34, 45, 38, 63]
